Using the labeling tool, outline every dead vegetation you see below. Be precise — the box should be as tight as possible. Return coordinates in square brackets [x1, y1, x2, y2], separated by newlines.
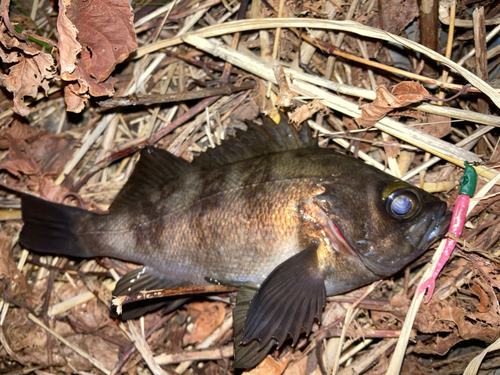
[0, 0, 500, 373]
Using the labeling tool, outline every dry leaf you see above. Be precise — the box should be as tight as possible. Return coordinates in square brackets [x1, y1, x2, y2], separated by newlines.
[273, 60, 298, 108]
[0, 137, 39, 177]
[57, 0, 81, 79]
[0, 121, 38, 149]
[57, 0, 137, 112]
[379, 0, 418, 35]
[0, 23, 55, 116]
[283, 355, 307, 375]
[243, 355, 291, 375]
[412, 114, 451, 138]
[38, 177, 72, 201]
[0, 233, 14, 279]
[356, 82, 429, 127]
[183, 301, 226, 345]
[414, 331, 462, 355]
[289, 99, 327, 126]
[470, 284, 490, 313]
[30, 133, 72, 176]
[0, 233, 27, 301]
[382, 134, 400, 159]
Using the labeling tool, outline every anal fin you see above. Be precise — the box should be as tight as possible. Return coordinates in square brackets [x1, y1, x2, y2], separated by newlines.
[111, 266, 189, 320]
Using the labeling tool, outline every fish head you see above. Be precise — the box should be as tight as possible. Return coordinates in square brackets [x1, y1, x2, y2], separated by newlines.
[315, 177, 451, 277]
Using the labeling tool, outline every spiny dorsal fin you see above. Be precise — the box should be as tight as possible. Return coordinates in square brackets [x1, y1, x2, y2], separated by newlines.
[109, 147, 200, 211]
[109, 113, 315, 211]
[194, 113, 315, 167]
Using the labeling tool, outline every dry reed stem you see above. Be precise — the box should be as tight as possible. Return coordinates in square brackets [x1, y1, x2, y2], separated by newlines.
[182, 34, 492, 178]
[174, 316, 233, 373]
[154, 345, 234, 365]
[140, 19, 500, 106]
[27, 314, 111, 375]
[127, 321, 168, 375]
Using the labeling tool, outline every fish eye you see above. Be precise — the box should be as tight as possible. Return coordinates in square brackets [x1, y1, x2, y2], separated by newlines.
[386, 189, 420, 220]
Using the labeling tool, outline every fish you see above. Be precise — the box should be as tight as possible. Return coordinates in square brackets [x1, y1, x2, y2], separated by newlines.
[20, 115, 451, 368]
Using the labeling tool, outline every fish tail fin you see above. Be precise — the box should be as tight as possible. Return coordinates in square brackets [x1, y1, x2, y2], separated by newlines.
[20, 194, 96, 258]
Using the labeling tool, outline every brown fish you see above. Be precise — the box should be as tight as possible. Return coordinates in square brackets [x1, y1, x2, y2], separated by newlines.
[20, 116, 450, 368]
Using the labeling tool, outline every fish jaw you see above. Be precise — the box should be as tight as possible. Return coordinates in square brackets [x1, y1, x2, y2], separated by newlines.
[416, 205, 452, 250]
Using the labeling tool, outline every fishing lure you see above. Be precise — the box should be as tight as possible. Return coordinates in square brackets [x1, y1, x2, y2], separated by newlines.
[418, 162, 477, 303]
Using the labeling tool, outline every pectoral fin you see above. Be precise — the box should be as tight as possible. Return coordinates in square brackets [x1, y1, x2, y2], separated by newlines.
[233, 283, 278, 369]
[241, 243, 326, 349]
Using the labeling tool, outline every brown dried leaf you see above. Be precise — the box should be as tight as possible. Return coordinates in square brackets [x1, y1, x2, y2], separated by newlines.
[0, 14, 56, 116]
[63, 333, 120, 371]
[57, 0, 81, 79]
[0, 233, 14, 279]
[383, 134, 400, 159]
[365, 352, 390, 375]
[283, 355, 307, 375]
[289, 99, 328, 126]
[57, 0, 137, 111]
[230, 100, 260, 122]
[421, 300, 500, 343]
[0, 233, 27, 302]
[0, 124, 72, 182]
[64, 83, 88, 113]
[273, 60, 298, 108]
[472, 258, 500, 291]
[38, 177, 71, 201]
[414, 331, 462, 355]
[0, 137, 39, 177]
[391, 81, 429, 100]
[470, 284, 490, 313]
[0, 16, 41, 54]
[243, 355, 291, 375]
[379, 0, 418, 35]
[65, 0, 137, 82]
[31, 134, 72, 176]
[412, 114, 451, 139]
[0, 121, 38, 149]
[183, 301, 226, 345]
[4, 310, 47, 353]
[356, 82, 429, 127]
[0, 43, 55, 116]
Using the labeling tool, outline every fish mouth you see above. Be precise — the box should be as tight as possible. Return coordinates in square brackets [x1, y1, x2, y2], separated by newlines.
[418, 204, 452, 250]
[328, 218, 359, 259]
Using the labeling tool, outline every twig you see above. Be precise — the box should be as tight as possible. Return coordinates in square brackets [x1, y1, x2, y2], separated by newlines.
[175, 316, 233, 373]
[28, 313, 111, 375]
[154, 345, 233, 365]
[127, 321, 167, 375]
[98, 81, 255, 108]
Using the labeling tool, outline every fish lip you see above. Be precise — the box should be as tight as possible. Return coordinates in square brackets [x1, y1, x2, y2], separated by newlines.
[419, 205, 452, 249]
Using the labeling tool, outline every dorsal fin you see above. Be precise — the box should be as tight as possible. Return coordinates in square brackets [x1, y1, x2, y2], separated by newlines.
[109, 146, 200, 211]
[109, 113, 315, 211]
[194, 113, 315, 167]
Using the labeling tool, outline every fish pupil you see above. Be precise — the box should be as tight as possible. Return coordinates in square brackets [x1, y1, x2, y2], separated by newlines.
[392, 195, 412, 215]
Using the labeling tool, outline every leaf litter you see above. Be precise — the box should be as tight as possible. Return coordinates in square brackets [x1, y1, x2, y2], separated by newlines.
[0, 0, 500, 374]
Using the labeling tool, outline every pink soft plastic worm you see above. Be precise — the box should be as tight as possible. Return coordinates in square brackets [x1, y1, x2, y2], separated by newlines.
[418, 194, 470, 303]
